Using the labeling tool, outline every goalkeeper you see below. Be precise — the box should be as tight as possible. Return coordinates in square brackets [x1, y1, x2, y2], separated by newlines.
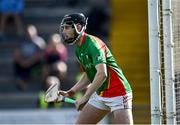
[58, 13, 133, 124]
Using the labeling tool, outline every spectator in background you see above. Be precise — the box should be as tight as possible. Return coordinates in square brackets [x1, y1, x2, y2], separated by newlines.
[13, 25, 46, 91]
[38, 34, 68, 108]
[43, 33, 68, 89]
[27, 24, 46, 49]
[0, 0, 24, 38]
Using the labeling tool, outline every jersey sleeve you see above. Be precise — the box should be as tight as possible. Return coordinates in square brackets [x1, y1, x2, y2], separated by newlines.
[88, 43, 107, 65]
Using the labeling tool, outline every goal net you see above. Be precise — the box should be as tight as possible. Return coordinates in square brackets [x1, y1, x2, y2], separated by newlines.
[172, 0, 180, 124]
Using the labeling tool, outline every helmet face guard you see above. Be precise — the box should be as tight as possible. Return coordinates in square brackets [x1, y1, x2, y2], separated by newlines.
[59, 13, 88, 45]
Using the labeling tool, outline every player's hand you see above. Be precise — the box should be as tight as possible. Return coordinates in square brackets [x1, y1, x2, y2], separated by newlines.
[58, 89, 75, 98]
[75, 96, 89, 111]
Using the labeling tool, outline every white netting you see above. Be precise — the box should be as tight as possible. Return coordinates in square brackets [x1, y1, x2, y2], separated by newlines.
[172, 0, 180, 124]
[159, 0, 166, 123]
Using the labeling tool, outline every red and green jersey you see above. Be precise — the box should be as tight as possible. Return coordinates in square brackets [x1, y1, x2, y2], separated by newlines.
[75, 33, 132, 97]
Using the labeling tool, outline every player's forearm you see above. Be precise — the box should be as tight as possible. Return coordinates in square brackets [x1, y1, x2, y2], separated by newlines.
[84, 71, 107, 98]
[70, 72, 90, 93]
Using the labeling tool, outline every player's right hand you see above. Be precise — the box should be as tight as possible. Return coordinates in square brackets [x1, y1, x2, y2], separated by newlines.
[58, 90, 75, 98]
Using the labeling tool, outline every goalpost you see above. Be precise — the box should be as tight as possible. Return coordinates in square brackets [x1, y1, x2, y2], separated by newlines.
[148, 0, 162, 124]
[148, 0, 180, 124]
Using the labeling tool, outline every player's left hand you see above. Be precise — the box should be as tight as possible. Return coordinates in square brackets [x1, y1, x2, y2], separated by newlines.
[75, 96, 89, 111]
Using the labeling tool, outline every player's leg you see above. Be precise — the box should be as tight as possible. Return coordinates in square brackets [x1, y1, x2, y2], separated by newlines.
[112, 108, 133, 124]
[105, 92, 133, 124]
[76, 103, 109, 124]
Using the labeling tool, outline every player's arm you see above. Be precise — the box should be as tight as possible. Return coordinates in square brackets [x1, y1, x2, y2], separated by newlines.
[58, 72, 90, 98]
[70, 72, 91, 93]
[83, 63, 107, 98]
[76, 63, 107, 110]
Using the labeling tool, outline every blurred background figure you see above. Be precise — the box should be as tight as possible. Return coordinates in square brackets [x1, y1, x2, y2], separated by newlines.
[43, 33, 68, 90]
[13, 25, 46, 91]
[38, 33, 67, 109]
[0, 0, 24, 39]
[27, 24, 46, 49]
